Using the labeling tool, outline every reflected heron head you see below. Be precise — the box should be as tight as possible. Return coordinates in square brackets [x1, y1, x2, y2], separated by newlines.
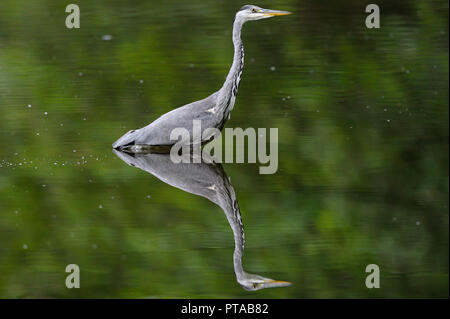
[236, 5, 291, 22]
[238, 273, 291, 291]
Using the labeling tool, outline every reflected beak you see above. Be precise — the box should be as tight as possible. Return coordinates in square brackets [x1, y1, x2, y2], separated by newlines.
[262, 9, 291, 17]
[262, 279, 292, 288]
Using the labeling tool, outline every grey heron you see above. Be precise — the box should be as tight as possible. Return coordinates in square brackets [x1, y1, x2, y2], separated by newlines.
[113, 150, 291, 290]
[113, 5, 290, 152]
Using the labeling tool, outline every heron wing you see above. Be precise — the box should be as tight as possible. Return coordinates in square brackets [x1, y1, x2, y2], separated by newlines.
[134, 92, 220, 146]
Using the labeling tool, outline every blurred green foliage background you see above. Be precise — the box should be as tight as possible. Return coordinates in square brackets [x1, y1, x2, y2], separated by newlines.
[0, 0, 448, 298]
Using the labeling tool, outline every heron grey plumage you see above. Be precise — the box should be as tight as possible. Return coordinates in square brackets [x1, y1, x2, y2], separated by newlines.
[112, 5, 290, 151]
[113, 150, 291, 290]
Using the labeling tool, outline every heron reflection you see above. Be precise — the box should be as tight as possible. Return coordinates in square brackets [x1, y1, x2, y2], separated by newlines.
[113, 150, 291, 291]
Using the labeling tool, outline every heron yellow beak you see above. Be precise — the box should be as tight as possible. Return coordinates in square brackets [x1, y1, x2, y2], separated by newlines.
[262, 279, 292, 288]
[263, 9, 291, 16]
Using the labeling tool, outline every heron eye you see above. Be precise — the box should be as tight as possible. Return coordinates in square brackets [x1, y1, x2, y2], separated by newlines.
[251, 8, 256, 13]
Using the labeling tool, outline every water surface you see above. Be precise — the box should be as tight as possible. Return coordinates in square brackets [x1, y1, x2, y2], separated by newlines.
[0, 0, 448, 298]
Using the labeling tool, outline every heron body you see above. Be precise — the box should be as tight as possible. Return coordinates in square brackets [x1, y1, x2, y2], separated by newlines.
[113, 5, 290, 151]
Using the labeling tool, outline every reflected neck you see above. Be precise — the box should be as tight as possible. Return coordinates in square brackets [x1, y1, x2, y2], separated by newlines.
[213, 165, 246, 280]
[219, 194, 246, 280]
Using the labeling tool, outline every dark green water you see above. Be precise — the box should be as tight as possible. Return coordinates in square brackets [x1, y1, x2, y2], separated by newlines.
[0, 0, 448, 298]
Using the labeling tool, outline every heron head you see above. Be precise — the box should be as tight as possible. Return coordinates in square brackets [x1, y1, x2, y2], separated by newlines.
[236, 5, 291, 22]
[238, 272, 291, 291]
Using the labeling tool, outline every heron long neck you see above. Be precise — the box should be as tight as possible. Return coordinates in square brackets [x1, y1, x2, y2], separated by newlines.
[224, 197, 246, 280]
[216, 181, 246, 280]
[217, 17, 245, 120]
[208, 162, 246, 280]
